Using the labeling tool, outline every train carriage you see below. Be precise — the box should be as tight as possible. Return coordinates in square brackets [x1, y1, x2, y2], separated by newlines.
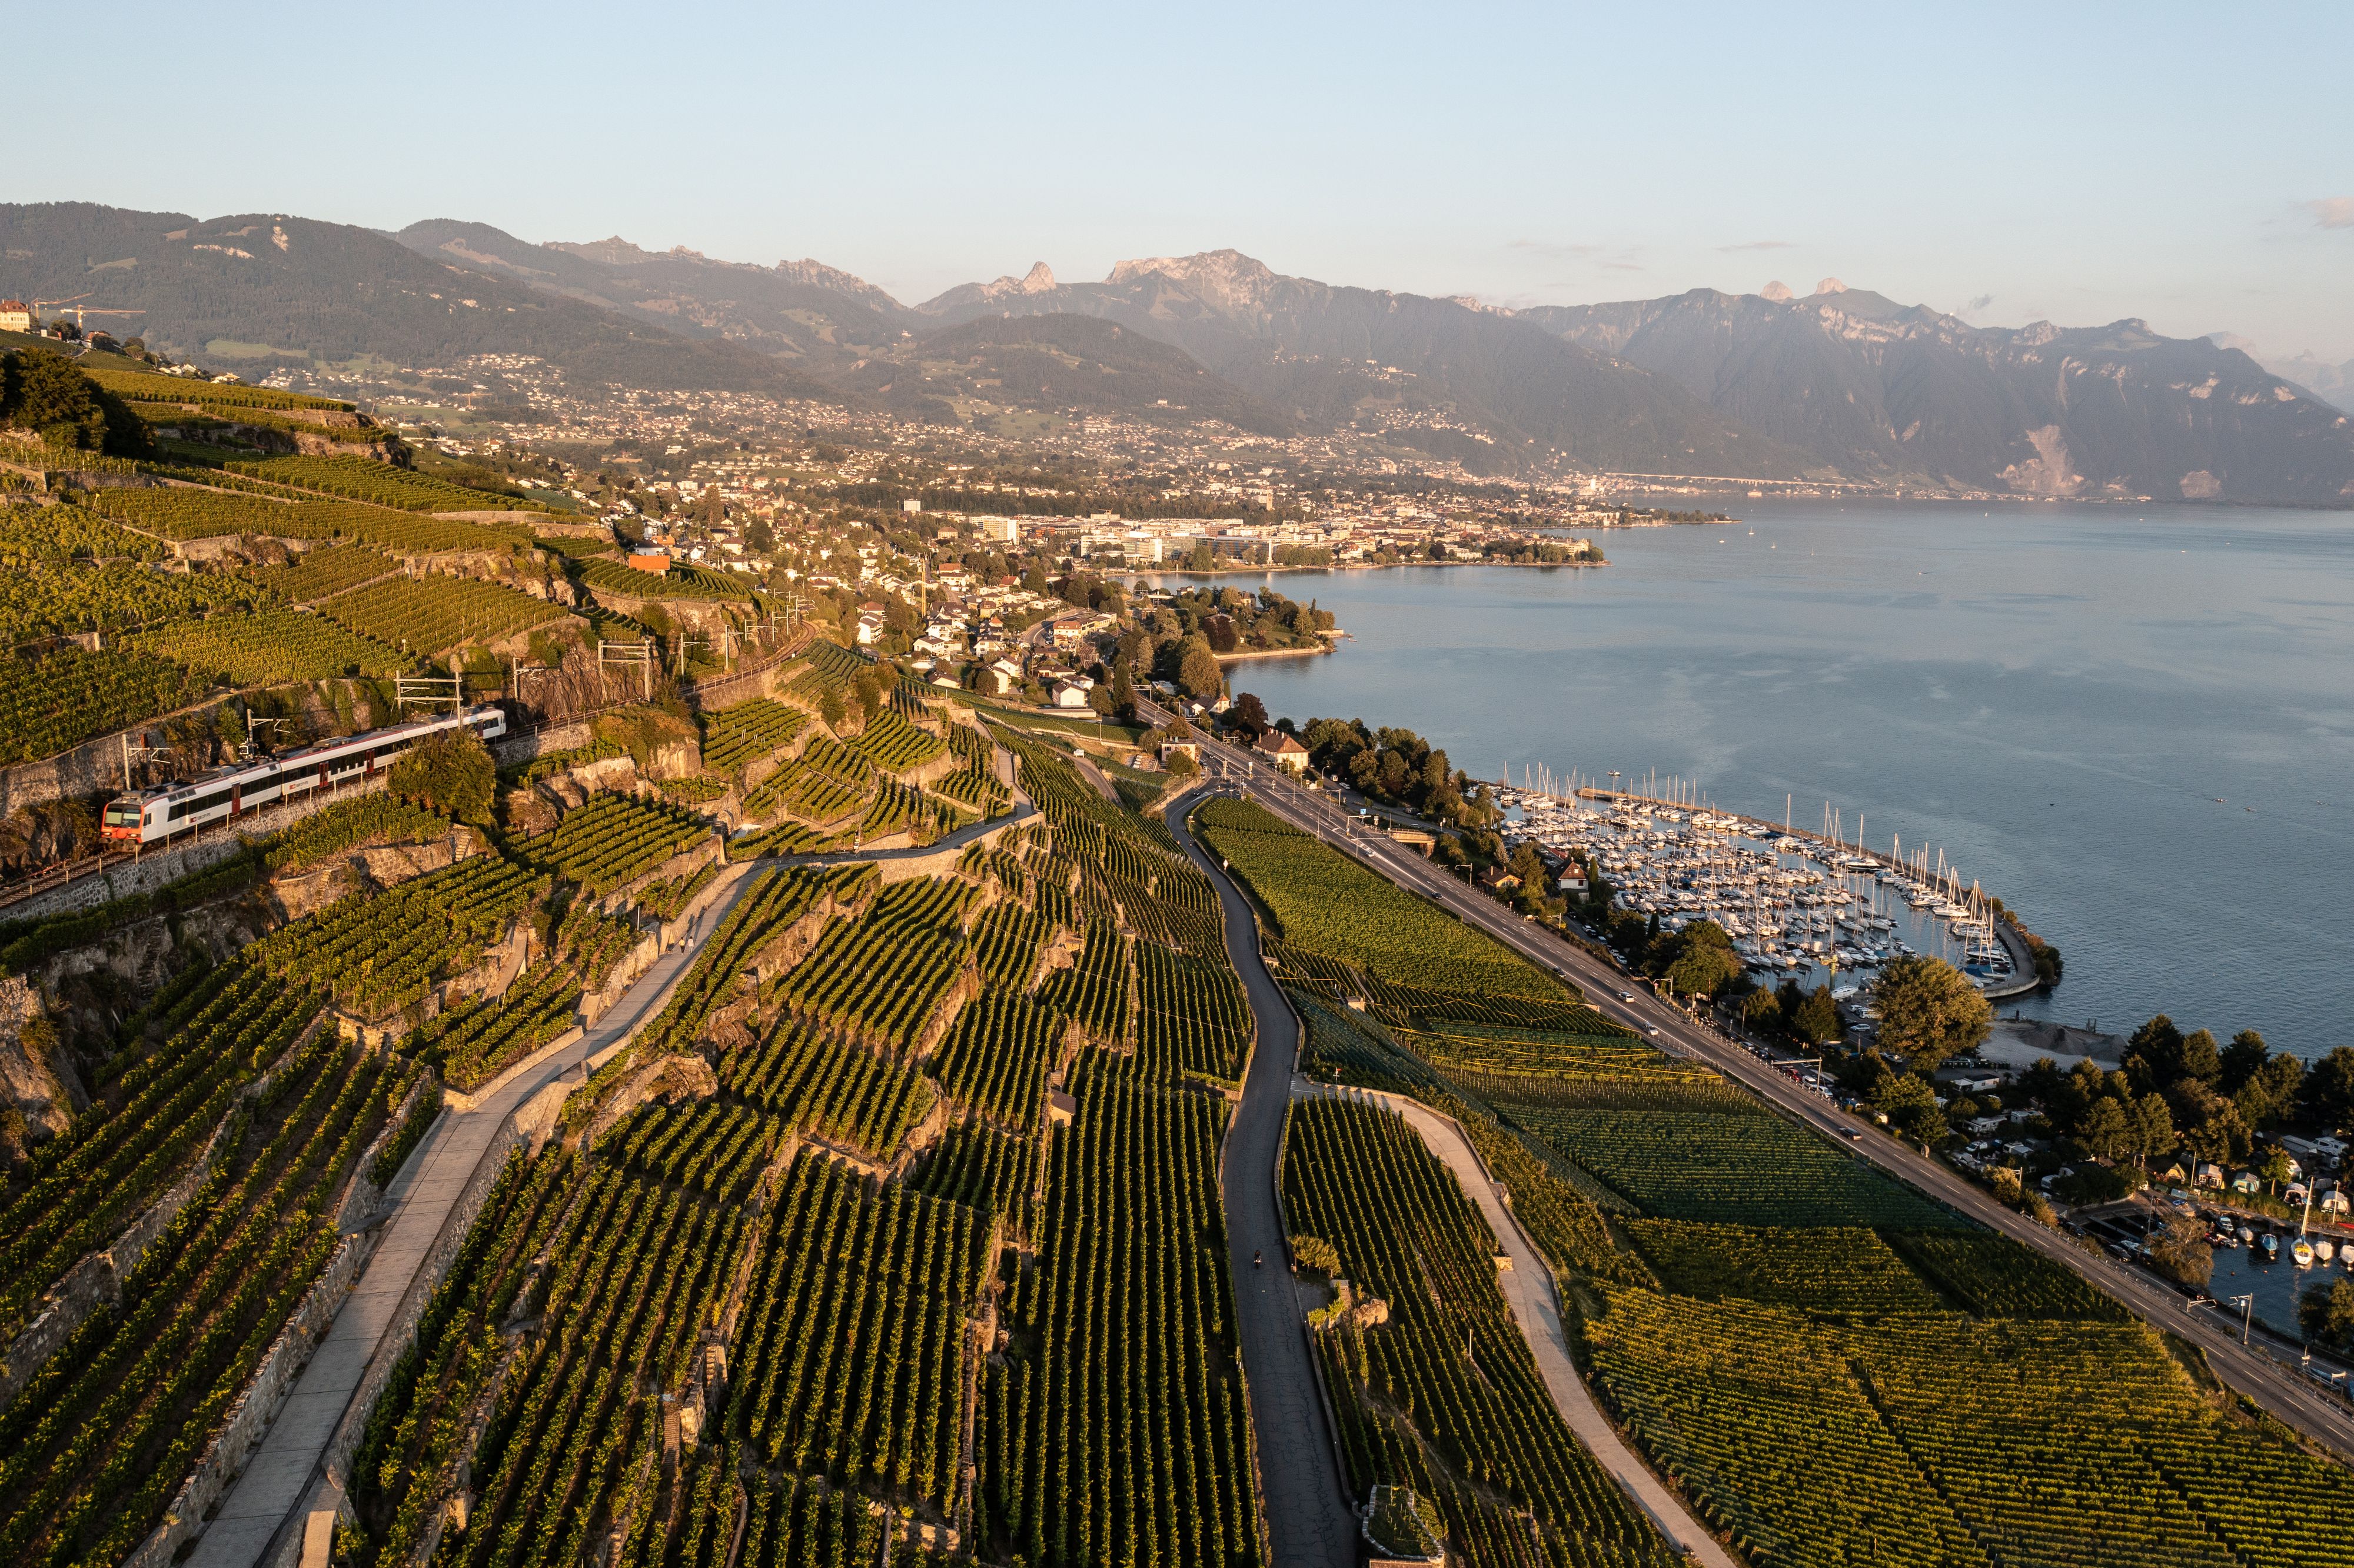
[101, 705, 507, 845]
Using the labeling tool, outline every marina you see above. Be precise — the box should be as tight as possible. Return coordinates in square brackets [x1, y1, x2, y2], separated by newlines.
[1493, 775, 2038, 998]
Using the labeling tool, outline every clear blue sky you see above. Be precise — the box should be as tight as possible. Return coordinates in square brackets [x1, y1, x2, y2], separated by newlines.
[16, 2, 2353, 359]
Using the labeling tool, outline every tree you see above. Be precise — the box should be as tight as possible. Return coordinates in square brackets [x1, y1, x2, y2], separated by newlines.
[2235, 1051, 2304, 1132]
[2172, 1080, 2252, 1167]
[1086, 684, 1115, 717]
[387, 730, 494, 827]
[2146, 1211, 2212, 1289]
[1109, 663, 1136, 720]
[2129, 1093, 2176, 1166]
[2306, 1047, 2354, 1133]
[1229, 692, 1269, 738]
[1870, 956, 1991, 1073]
[1177, 638, 1222, 701]
[0, 347, 149, 455]
[2219, 1028, 2271, 1095]
[1655, 921, 1743, 1000]
[1870, 1073, 1947, 1146]
[2304, 1279, 2354, 1352]
[1790, 986, 1843, 1046]
[746, 517, 776, 554]
[2123, 1014, 2186, 1096]
[2077, 1097, 2132, 1162]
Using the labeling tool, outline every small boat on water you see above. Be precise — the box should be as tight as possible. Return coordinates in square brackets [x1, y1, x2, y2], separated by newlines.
[2260, 1233, 2280, 1260]
[2240, 1226, 2257, 1244]
[2293, 1237, 2316, 1267]
[2318, 1239, 2338, 1264]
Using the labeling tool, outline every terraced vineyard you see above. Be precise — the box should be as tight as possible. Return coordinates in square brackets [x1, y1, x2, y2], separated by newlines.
[0, 559, 256, 645]
[719, 1018, 937, 1161]
[700, 697, 808, 774]
[847, 708, 947, 773]
[317, 574, 570, 654]
[89, 487, 534, 552]
[928, 990, 1062, 1130]
[240, 542, 395, 602]
[0, 645, 208, 761]
[1285, 1096, 1676, 1568]
[127, 605, 405, 684]
[517, 793, 710, 898]
[248, 852, 547, 1018]
[0, 1021, 406, 1564]
[224, 454, 549, 513]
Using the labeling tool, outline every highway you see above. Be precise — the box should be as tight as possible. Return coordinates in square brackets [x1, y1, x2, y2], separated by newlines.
[1158, 711, 2354, 1459]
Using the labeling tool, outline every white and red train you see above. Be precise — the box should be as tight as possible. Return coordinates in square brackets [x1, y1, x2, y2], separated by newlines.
[102, 705, 508, 846]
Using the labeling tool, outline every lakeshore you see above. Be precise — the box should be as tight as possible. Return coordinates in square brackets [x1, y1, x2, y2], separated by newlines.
[1162, 498, 2354, 1058]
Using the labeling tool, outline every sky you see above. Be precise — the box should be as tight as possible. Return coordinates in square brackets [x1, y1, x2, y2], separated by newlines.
[14, 2, 2354, 361]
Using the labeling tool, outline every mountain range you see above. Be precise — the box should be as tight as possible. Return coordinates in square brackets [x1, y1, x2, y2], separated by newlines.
[5, 201, 2348, 504]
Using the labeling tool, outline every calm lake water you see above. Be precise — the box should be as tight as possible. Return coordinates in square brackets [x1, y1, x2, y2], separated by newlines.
[1149, 500, 2354, 1058]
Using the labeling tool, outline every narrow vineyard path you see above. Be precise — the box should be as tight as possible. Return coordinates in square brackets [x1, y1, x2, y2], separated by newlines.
[1167, 789, 1361, 1568]
[187, 860, 777, 1568]
[1291, 1081, 1743, 1568]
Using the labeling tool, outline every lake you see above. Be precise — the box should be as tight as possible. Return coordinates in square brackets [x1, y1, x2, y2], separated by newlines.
[1146, 500, 2354, 1058]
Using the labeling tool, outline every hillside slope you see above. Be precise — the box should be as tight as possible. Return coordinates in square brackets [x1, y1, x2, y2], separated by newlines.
[916, 251, 1810, 478]
[842, 313, 1301, 435]
[1523, 286, 2354, 504]
[0, 202, 836, 401]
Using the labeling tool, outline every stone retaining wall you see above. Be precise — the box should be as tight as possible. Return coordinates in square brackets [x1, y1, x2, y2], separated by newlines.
[125, 1226, 378, 1568]
[1, 775, 393, 926]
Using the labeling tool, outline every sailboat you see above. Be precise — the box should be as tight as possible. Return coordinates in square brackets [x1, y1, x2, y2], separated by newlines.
[2293, 1186, 2318, 1267]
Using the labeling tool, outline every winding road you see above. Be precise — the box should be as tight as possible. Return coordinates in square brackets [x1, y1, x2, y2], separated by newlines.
[1291, 1080, 1739, 1566]
[1158, 711, 2354, 1460]
[1166, 791, 1361, 1568]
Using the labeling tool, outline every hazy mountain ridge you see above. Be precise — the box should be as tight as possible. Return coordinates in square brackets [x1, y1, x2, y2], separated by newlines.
[911, 249, 1810, 478]
[8, 202, 2348, 499]
[0, 202, 835, 401]
[846, 312, 1301, 437]
[1523, 286, 2354, 503]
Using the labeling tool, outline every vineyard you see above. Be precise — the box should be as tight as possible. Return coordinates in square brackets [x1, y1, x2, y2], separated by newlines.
[0, 503, 165, 566]
[89, 487, 535, 552]
[847, 708, 947, 773]
[223, 454, 550, 514]
[317, 574, 570, 655]
[0, 644, 208, 762]
[1215, 768, 2354, 1568]
[517, 793, 710, 898]
[0, 1020, 405, 1564]
[928, 990, 1061, 1130]
[718, 1018, 937, 1162]
[579, 558, 752, 601]
[416, 963, 583, 1092]
[1581, 1288, 2354, 1568]
[0, 558, 257, 647]
[700, 697, 809, 775]
[979, 1055, 1260, 1567]
[127, 605, 405, 684]
[241, 542, 395, 602]
[248, 851, 546, 1019]
[1194, 795, 1578, 1013]
[1285, 1096, 1676, 1568]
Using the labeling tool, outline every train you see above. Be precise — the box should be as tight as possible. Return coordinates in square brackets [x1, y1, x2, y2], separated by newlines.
[101, 705, 508, 846]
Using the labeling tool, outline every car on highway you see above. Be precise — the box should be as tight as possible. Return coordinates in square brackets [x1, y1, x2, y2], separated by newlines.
[1645, 1025, 1661, 1037]
[1618, 991, 1636, 1002]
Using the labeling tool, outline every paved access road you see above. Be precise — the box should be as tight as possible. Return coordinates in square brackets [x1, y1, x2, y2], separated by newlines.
[188, 862, 777, 1568]
[1171, 724, 2354, 1459]
[1166, 790, 1360, 1568]
[1289, 1082, 1740, 1567]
